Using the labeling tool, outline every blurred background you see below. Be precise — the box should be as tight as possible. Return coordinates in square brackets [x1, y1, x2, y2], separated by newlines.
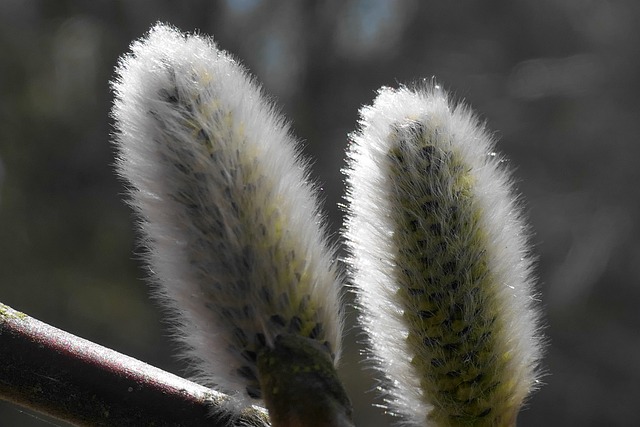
[1, 1, 639, 425]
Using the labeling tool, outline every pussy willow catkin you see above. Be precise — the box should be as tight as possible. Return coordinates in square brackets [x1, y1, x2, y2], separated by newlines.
[344, 85, 542, 426]
[111, 24, 345, 413]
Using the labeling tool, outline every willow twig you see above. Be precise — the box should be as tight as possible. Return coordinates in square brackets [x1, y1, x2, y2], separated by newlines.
[0, 302, 269, 427]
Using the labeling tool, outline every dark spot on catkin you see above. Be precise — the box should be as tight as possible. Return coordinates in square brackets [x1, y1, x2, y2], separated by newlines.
[233, 327, 248, 347]
[237, 366, 257, 381]
[255, 333, 266, 347]
[241, 350, 257, 363]
[431, 358, 445, 368]
[477, 408, 492, 418]
[419, 310, 436, 319]
[246, 386, 261, 399]
[270, 314, 286, 327]
[309, 323, 323, 339]
[260, 287, 273, 305]
[289, 316, 303, 333]
[442, 342, 461, 352]
[407, 287, 425, 296]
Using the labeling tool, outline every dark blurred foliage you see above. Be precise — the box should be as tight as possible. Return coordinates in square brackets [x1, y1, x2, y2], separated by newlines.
[1, 1, 639, 425]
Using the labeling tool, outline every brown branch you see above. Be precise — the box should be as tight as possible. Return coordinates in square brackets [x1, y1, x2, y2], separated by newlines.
[0, 302, 270, 427]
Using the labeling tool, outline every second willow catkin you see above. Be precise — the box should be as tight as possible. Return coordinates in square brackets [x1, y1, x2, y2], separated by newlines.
[343, 84, 542, 426]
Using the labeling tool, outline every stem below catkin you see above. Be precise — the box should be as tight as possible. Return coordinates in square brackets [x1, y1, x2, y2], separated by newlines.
[256, 334, 354, 427]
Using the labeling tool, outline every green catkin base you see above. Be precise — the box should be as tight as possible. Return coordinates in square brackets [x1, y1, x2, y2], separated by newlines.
[257, 334, 353, 427]
[387, 121, 517, 426]
[151, 67, 333, 400]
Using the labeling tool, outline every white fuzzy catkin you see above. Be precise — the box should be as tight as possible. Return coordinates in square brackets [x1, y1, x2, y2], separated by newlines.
[111, 23, 343, 405]
[344, 85, 541, 426]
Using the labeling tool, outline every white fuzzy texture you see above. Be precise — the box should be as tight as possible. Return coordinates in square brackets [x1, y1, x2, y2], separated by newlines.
[344, 85, 541, 426]
[111, 24, 343, 405]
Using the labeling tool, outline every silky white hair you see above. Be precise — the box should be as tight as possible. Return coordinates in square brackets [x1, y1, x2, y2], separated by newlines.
[111, 23, 343, 406]
[343, 84, 542, 426]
